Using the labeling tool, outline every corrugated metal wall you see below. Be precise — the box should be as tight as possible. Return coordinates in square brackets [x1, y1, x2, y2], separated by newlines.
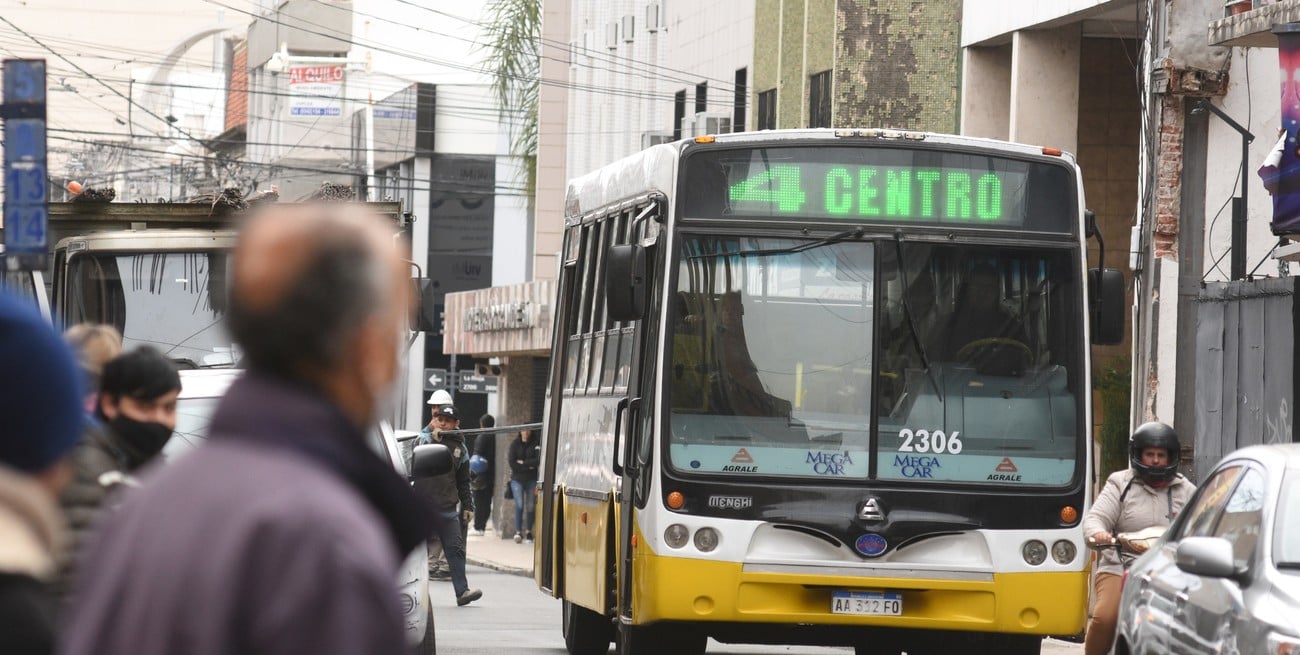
[1193, 277, 1297, 481]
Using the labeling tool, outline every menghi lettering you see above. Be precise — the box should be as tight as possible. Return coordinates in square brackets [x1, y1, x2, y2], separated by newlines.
[893, 455, 941, 479]
[807, 451, 854, 475]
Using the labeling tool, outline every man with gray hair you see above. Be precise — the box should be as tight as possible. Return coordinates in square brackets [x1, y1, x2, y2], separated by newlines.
[61, 205, 440, 655]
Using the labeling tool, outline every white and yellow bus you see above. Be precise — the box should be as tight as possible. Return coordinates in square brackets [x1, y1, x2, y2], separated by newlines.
[535, 129, 1125, 655]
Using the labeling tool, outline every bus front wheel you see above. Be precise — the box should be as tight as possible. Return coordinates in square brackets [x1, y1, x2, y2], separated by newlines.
[617, 622, 706, 655]
[562, 600, 612, 655]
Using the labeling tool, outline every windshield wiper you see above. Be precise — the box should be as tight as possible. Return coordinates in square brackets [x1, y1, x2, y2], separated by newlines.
[1277, 562, 1300, 570]
[687, 227, 867, 260]
[894, 232, 942, 400]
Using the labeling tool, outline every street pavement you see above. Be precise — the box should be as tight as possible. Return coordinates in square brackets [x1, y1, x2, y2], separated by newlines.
[441, 527, 1083, 655]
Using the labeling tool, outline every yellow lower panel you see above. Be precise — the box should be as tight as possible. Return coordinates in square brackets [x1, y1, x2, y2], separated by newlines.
[634, 552, 1087, 635]
[561, 495, 610, 611]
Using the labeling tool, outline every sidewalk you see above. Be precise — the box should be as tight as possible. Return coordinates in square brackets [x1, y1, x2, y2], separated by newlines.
[465, 527, 534, 576]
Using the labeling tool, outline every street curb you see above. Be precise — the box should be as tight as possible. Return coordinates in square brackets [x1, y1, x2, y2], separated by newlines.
[466, 556, 533, 577]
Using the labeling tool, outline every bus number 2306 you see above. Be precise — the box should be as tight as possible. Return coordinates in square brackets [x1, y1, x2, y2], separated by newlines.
[898, 429, 963, 454]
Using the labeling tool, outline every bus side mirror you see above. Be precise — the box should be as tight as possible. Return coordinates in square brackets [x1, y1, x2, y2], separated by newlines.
[410, 278, 439, 333]
[411, 443, 453, 480]
[606, 244, 646, 321]
[1090, 268, 1125, 345]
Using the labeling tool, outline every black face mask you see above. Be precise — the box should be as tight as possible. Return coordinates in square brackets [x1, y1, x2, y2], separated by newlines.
[108, 416, 174, 463]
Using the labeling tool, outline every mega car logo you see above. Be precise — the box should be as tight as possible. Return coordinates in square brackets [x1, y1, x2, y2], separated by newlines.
[854, 533, 889, 557]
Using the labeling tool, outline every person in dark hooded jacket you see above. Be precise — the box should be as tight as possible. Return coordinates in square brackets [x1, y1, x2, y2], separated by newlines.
[54, 345, 180, 599]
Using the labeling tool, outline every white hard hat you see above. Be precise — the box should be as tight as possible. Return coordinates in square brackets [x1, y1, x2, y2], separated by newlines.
[427, 389, 453, 406]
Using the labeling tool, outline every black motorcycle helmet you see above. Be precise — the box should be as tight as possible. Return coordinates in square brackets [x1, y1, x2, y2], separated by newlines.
[1130, 422, 1180, 484]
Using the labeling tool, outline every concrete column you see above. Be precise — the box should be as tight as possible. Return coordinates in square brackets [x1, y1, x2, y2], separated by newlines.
[1009, 25, 1080, 154]
[534, 0, 570, 282]
[961, 44, 1011, 140]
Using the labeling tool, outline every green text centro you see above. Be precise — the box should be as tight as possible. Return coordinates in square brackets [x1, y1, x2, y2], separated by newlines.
[728, 164, 1006, 221]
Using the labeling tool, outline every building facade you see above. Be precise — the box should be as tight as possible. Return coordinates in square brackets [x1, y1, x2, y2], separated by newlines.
[752, 0, 961, 132]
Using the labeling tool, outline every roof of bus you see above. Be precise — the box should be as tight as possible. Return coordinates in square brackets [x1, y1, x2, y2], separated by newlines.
[563, 128, 1078, 220]
[55, 229, 238, 253]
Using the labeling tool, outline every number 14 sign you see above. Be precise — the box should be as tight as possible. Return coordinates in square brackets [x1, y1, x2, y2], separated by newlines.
[2, 59, 48, 271]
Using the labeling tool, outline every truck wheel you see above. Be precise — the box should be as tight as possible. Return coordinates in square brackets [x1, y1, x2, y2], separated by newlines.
[563, 600, 613, 655]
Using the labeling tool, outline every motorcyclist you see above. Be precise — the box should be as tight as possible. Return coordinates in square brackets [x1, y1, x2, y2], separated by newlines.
[1081, 422, 1196, 655]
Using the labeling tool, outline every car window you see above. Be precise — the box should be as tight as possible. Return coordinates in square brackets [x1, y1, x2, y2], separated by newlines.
[1176, 465, 1245, 539]
[1277, 471, 1300, 568]
[1212, 468, 1265, 569]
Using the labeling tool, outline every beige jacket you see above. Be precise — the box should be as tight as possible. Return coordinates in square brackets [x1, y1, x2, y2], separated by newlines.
[1082, 468, 1195, 576]
[0, 464, 66, 581]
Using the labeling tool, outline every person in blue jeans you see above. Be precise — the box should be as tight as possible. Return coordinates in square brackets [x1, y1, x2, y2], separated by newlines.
[415, 404, 482, 606]
[507, 429, 540, 543]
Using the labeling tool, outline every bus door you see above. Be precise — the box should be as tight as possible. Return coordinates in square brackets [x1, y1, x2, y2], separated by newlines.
[536, 222, 582, 595]
[612, 202, 662, 624]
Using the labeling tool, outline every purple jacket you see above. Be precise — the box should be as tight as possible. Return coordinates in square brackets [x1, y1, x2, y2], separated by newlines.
[59, 374, 436, 655]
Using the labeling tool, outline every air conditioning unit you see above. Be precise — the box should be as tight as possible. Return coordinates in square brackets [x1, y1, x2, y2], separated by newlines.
[605, 22, 619, 49]
[622, 15, 635, 42]
[641, 131, 674, 149]
[690, 112, 732, 137]
[646, 3, 662, 32]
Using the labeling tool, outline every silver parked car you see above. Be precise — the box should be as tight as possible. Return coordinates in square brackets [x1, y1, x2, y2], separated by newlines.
[1114, 444, 1300, 655]
[168, 369, 438, 654]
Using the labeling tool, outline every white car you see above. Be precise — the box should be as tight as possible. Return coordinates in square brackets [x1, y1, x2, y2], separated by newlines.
[168, 369, 437, 654]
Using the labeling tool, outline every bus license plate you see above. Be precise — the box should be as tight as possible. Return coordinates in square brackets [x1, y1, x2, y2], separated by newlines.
[831, 591, 903, 616]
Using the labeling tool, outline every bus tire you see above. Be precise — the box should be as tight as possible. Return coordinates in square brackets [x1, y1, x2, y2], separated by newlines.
[563, 600, 612, 655]
[617, 623, 705, 655]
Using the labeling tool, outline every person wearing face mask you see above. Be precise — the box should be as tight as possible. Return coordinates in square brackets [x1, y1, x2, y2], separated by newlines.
[59, 205, 441, 655]
[54, 345, 180, 600]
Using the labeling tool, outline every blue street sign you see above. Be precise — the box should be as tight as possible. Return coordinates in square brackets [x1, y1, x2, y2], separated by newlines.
[2, 60, 48, 271]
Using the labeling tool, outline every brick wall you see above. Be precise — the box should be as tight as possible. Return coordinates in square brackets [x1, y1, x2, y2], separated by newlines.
[834, 0, 961, 132]
[225, 42, 248, 132]
[1154, 96, 1184, 258]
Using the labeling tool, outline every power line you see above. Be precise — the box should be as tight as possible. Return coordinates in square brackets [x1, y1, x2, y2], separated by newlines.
[309, 0, 742, 96]
[386, 0, 746, 92]
[45, 133, 534, 196]
[203, 0, 704, 104]
[0, 15, 214, 146]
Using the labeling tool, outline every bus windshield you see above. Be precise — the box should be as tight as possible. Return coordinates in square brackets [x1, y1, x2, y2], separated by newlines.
[64, 252, 235, 368]
[667, 234, 1082, 486]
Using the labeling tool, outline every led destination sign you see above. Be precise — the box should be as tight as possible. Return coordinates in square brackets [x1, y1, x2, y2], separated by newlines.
[684, 146, 1075, 233]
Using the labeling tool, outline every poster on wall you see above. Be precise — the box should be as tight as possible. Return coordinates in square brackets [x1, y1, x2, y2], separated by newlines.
[288, 64, 344, 117]
[1262, 30, 1300, 234]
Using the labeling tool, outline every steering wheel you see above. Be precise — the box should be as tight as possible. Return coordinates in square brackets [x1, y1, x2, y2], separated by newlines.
[954, 337, 1033, 364]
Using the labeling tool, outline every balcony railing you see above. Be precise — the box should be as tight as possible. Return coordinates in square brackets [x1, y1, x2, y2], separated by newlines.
[1209, 0, 1300, 47]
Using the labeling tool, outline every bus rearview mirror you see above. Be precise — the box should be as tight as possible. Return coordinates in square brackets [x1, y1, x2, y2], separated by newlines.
[1089, 268, 1124, 345]
[606, 244, 646, 321]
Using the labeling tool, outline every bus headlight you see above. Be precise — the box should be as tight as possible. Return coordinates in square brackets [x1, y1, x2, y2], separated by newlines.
[694, 527, 720, 552]
[1022, 540, 1048, 566]
[665, 524, 689, 548]
[1051, 540, 1077, 564]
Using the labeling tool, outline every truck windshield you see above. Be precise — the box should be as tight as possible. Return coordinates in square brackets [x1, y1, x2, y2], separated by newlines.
[64, 252, 235, 368]
[666, 234, 1083, 486]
